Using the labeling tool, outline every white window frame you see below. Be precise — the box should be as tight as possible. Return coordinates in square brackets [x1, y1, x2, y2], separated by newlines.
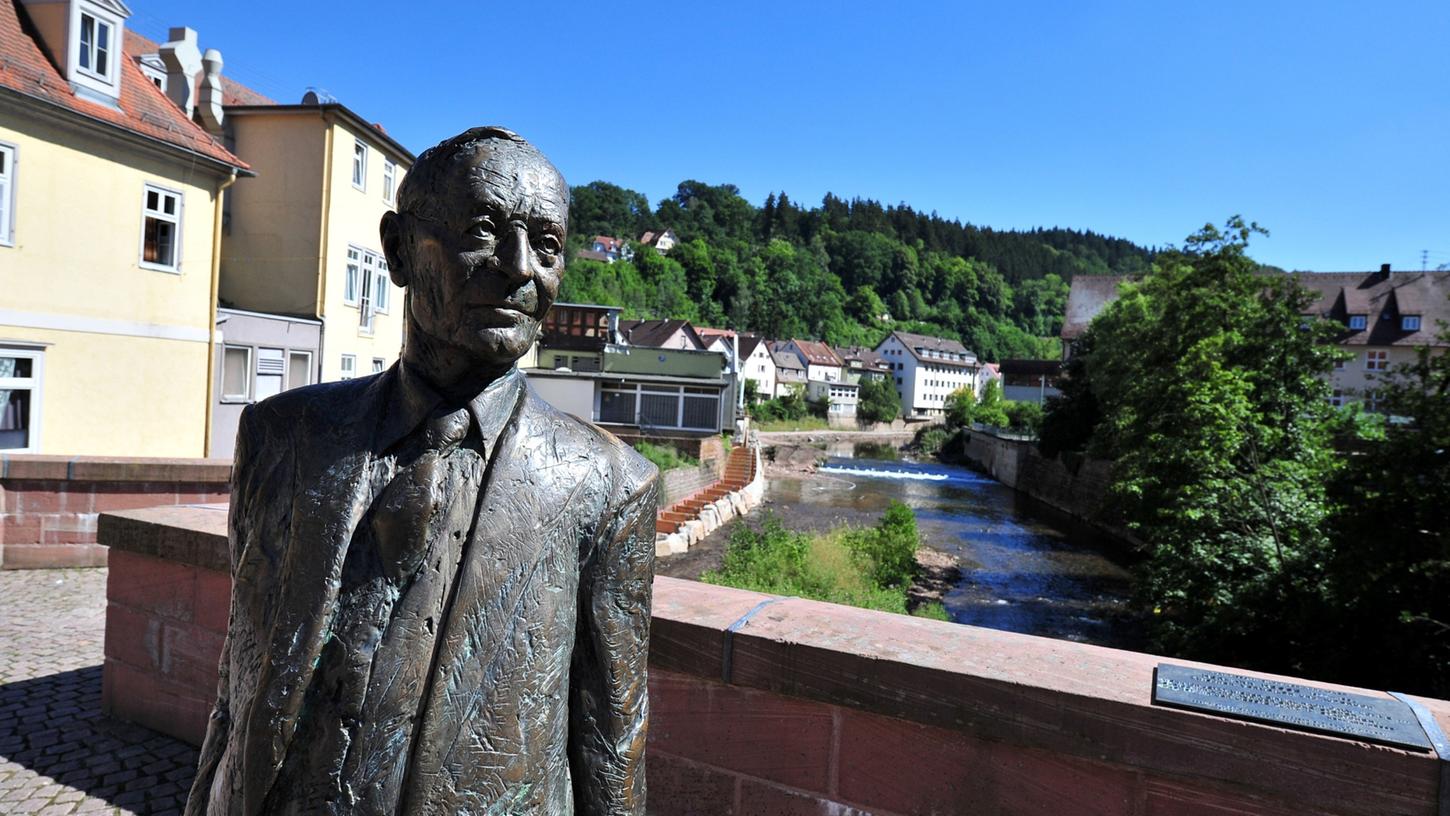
[139, 183, 183, 273]
[286, 350, 313, 391]
[382, 159, 396, 204]
[1366, 349, 1389, 371]
[1348, 314, 1367, 330]
[0, 346, 44, 453]
[340, 354, 357, 380]
[74, 7, 118, 86]
[1402, 315, 1421, 331]
[372, 357, 386, 374]
[344, 246, 361, 305]
[220, 344, 252, 402]
[373, 258, 390, 314]
[0, 142, 15, 246]
[352, 140, 368, 191]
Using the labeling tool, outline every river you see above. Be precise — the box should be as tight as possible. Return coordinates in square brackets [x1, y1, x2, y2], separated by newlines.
[658, 443, 1145, 649]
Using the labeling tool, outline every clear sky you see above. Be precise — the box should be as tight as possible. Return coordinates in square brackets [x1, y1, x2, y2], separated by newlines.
[128, 1, 1449, 272]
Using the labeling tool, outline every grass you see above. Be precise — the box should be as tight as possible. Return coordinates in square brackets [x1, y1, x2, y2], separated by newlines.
[701, 503, 949, 620]
[752, 416, 831, 433]
[633, 441, 698, 472]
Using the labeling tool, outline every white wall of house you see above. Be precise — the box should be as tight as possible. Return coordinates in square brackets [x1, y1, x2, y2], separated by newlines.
[808, 379, 858, 417]
[525, 374, 595, 421]
[743, 344, 777, 398]
[875, 334, 976, 417]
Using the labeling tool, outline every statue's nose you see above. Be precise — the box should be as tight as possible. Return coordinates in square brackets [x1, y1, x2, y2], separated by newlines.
[500, 224, 532, 281]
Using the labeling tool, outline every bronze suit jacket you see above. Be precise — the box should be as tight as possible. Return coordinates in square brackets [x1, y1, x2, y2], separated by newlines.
[186, 365, 659, 815]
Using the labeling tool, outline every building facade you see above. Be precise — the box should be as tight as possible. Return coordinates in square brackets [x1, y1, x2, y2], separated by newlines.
[219, 95, 414, 385]
[0, 5, 249, 455]
[876, 330, 981, 417]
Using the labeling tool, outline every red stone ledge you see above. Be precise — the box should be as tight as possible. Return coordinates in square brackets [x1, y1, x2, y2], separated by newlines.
[99, 505, 1450, 815]
[0, 454, 232, 483]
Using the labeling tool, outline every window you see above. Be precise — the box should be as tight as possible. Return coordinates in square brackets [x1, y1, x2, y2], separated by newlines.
[383, 159, 396, 204]
[344, 247, 361, 305]
[352, 140, 367, 190]
[253, 348, 285, 401]
[340, 354, 356, 380]
[1367, 390, 1382, 413]
[600, 388, 636, 424]
[220, 346, 251, 401]
[1329, 389, 1344, 408]
[373, 258, 390, 314]
[286, 351, 312, 390]
[141, 185, 181, 270]
[553, 355, 569, 370]
[1402, 315, 1421, 331]
[372, 357, 386, 374]
[0, 349, 43, 451]
[1348, 314, 1367, 330]
[0, 143, 14, 245]
[1366, 350, 1389, 371]
[77, 11, 114, 80]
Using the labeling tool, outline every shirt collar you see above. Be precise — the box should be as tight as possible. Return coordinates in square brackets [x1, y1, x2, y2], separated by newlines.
[377, 363, 525, 453]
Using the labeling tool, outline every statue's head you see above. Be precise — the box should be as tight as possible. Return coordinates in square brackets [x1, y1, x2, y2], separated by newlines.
[382, 127, 568, 374]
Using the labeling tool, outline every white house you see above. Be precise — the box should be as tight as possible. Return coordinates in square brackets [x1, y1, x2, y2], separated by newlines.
[783, 339, 844, 383]
[735, 335, 775, 399]
[875, 330, 981, 417]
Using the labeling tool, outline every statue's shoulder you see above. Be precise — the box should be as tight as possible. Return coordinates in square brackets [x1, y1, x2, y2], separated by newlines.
[240, 374, 384, 438]
[518, 386, 658, 490]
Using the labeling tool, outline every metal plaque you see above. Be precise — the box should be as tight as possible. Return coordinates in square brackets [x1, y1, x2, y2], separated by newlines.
[1152, 664, 1432, 751]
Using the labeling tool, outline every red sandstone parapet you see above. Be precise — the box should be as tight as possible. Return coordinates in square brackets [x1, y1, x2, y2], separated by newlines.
[0, 454, 232, 569]
[99, 505, 1450, 815]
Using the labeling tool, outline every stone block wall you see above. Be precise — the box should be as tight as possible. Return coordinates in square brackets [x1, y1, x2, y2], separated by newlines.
[0, 455, 232, 569]
[99, 506, 1450, 815]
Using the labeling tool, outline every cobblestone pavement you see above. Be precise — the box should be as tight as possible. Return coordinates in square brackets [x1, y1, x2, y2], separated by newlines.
[1, 569, 198, 815]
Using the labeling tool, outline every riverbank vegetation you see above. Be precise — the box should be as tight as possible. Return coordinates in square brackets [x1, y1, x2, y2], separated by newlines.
[911, 380, 1044, 458]
[632, 441, 697, 472]
[564, 180, 1153, 361]
[702, 503, 949, 620]
[1039, 217, 1449, 696]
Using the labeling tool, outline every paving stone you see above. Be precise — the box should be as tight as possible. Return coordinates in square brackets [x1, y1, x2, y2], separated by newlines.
[0, 569, 197, 815]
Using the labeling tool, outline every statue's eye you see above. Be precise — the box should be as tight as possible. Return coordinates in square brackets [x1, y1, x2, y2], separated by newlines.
[466, 217, 496, 242]
[537, 234, 562, 256]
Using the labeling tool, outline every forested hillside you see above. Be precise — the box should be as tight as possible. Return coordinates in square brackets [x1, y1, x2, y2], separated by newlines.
[561, 180, 1155, 361]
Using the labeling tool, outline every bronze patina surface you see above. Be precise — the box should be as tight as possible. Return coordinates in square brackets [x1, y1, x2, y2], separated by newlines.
[186, 127, 658, 815]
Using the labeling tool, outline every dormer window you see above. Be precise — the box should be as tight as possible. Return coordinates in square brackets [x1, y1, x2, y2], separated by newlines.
[1348, 314, 1367, 330]
[1402, 315, 1421, 331]
[78, 12, 114, 79]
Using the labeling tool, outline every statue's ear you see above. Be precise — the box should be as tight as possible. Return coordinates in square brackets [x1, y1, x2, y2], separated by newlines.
[380, 211, 409, 287]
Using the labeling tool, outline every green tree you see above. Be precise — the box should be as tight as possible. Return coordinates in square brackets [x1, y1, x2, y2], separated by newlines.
[1325, 326, 1450, 694]
[973, 379, 1009, 428]
[856, 376, 901, 423]
[1076, 218, 1343, 667]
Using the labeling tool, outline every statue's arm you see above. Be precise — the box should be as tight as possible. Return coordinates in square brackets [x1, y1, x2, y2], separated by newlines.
[184, 403, 289, 815]
[570, 460, 660, 816]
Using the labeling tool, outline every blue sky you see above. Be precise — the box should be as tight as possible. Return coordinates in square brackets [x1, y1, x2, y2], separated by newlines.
[129, 1, 1449, 271]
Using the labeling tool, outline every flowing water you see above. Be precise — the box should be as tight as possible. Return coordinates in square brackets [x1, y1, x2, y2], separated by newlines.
[778, 447, 1144, 648]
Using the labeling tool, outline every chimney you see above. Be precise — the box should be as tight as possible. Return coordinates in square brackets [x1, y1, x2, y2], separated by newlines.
[159, 27, 203, 119]
[1376, 263, 1391, 282]
[197, 48, 224, 134]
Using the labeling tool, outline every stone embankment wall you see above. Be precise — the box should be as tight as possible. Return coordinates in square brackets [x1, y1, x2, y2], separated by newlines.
[958, 429, 1133, 546]
[98, 505, 1450, 815]
[659, 458, 726, 508]
[0, 455, 231, 569]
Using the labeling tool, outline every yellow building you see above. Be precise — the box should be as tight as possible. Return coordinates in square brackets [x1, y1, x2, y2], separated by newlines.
[0, 0, 249, 456]
[217, 92, 415, 385]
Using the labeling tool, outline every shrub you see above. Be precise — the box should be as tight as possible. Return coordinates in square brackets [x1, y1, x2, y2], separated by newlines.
[912, 425, 950, 455]
[632, 441, 697, 471]
[1004, 401, 1044, 435]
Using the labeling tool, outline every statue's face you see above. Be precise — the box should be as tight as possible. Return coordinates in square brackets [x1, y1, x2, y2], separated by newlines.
[402, 143, 567, 369]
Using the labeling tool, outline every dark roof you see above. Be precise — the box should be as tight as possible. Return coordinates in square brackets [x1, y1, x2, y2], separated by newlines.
[771, 350, 805, 372]
[619, 319, 702, 349]
[639, 229, 675, 246]
[737, 334, 765, 359]
[886, 331, 977, 366]
[788, 339, 843, 367]
[0, 4, 247, 172]
[1061, 276, 1127, 340]
[834, 345, 890, 371]
[1062, 271, 1450, 348]
[575, 249, 612, 263]
[1294, 271, 1450, 347]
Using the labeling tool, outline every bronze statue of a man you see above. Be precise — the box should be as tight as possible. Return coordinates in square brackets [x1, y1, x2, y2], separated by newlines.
[186, 127, 658, 815]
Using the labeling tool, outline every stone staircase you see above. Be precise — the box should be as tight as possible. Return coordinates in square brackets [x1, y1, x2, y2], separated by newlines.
[654, 442, 759, 546]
